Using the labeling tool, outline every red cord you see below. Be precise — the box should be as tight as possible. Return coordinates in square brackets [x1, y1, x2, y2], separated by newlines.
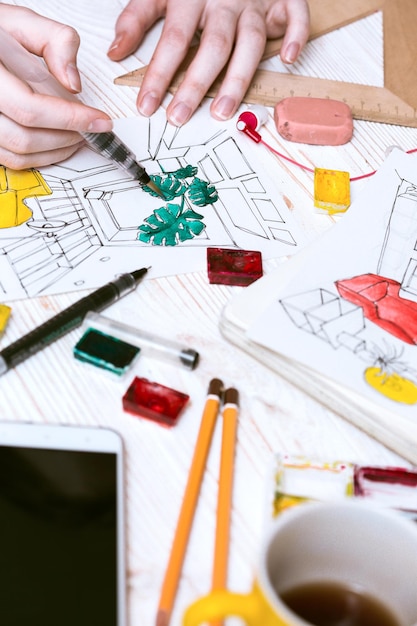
[260, 139, 315, 173]
[258, 137, 417, 182]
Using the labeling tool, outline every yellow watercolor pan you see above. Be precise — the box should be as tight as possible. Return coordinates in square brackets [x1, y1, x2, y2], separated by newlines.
[0, 304, 11, 335]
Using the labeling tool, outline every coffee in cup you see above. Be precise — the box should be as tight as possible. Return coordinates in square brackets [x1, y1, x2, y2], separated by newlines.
[183, 501, 417, 626]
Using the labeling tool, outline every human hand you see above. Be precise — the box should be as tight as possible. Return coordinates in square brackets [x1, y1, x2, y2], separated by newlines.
[108, 0, 310, 126]
[0, 5, 113, 169]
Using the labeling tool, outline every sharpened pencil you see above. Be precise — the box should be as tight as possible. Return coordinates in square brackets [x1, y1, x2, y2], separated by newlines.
[210, 388, 239, 626]
[156, 378, 224, 626]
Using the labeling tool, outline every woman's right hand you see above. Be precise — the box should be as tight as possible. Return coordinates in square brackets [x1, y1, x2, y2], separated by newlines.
[0, 4, 112, 169]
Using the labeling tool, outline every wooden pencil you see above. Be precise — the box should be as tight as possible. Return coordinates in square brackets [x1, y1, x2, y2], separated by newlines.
[210, 388, 239, 626]
[156, 377, 224, 626]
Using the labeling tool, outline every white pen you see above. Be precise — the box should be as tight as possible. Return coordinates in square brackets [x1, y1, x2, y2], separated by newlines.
[83, 312, 200, 370]
[0, 25, 163, 197]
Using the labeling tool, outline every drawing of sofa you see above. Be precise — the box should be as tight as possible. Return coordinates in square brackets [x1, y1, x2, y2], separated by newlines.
[280, 287, 365, 349]
[335, 273, 417, 344]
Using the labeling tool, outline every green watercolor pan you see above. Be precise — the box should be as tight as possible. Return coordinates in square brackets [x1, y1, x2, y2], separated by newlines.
[74, 327, 140, 376]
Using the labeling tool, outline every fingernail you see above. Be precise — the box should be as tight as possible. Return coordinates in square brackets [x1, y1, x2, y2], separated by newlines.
[212, 96, 237, 120]
[66, 63, 81, 92]
[87, 118, 114, 132]
[168, 102, 192, 126]
[138, 92, 160, 117]
[281, 42, 300, 64]
[107, 34, 124, 55]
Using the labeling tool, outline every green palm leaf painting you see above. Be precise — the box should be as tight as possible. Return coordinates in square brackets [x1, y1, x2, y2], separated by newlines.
[139, 165, 218, 246]
[138, 202, 205, 246]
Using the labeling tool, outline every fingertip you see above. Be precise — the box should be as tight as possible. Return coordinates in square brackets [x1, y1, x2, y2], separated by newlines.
[65, 62, 82, 93]
[87, 117, 114, 133]
[107, 33, 132, 60]
[280, 41, 301, 64]
[109, 1, 156, 59]
[166, 101, 192, 126]
[137, 91, 161, 118]
[211, 95, 238, 121]
[107, 36, 123, 60]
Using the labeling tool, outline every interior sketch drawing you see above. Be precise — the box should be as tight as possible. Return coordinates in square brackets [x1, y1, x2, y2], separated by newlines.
[278, 172, 417, 405]
[0, 111, 305, 300]
[336, 273, 417, 345]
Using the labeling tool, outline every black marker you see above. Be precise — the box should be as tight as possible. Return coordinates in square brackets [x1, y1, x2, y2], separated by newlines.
[0, 26, 164, 198]
[0, 268, 148, 376]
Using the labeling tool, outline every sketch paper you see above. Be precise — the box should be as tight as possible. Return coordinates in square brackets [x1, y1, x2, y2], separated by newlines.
[0, 102, 306, 300]
[248, 148, 417, 417]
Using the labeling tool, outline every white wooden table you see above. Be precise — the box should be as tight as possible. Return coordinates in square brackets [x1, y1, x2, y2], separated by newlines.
[1, 2, 417, 624]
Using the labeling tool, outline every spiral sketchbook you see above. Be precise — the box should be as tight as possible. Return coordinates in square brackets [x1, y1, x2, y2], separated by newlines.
[220, 148, 417, 465]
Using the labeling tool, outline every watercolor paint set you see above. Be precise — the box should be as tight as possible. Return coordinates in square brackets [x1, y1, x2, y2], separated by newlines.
[74, 327, 141, 376]
[71, 312, 195, 427]
[75, 311, 199, 376]
[269, 454, 417, 520]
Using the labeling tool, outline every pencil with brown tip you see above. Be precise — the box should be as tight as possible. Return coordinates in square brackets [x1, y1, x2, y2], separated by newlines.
[156, 378, 224, 626]
[210, 387, 239, 626]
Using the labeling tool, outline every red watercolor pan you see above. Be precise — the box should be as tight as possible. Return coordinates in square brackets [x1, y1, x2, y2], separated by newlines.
[354, 465, 417, 515]
[122, 377, 190, 427]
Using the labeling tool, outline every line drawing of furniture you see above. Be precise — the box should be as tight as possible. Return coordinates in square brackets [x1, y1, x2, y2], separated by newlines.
[336, 273, 417, 345]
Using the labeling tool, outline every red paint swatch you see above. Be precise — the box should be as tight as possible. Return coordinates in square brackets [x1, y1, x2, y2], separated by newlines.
[122, 377, 190, 427]
[207, 247, 263, 286]
[354, 465, 417, 513]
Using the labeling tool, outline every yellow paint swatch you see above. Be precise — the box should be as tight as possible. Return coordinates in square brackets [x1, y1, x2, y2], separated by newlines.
[0, 304, 11, 335]
[0, 166, 52, 228]
[314, 167, 351, 214]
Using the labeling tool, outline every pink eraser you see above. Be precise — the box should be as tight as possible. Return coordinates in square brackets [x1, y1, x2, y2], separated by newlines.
[274, 97, 353, 145]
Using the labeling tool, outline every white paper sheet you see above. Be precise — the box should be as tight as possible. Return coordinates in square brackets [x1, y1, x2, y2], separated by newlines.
[248, 148, 417, 418]
[0, 103, 306, 300]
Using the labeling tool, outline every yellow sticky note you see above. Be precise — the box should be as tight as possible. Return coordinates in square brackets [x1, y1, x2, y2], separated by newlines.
[0, 304, 11, 335]
[314, 168, 351, 214]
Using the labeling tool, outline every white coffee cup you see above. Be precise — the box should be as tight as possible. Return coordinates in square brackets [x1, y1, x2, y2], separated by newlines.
[183, 500, 417, 626]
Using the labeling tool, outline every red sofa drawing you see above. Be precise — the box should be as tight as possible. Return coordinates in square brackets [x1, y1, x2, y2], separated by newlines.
[335, 273, 417, 345]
